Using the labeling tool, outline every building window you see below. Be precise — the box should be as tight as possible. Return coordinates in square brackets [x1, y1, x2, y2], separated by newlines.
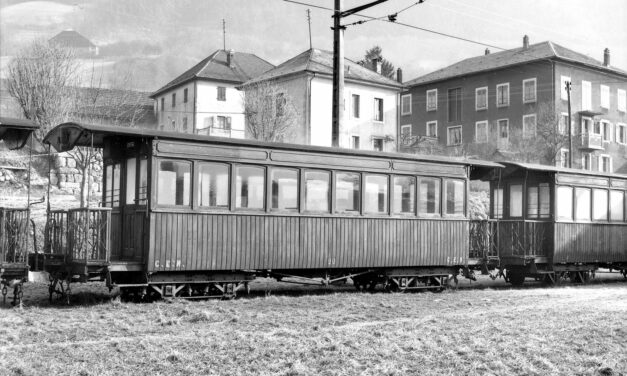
[400, 125, 412, 145]
[426, 121, 437, 138]
[217, 86, 226, 101]
[426, 89, 437, 111]
[364, 174, 389, 214]
[235, 165, 265, 210]
[335, 172, 360, 213]
[374, 98, 383, 121]
[171, 93, 176, 108]
[498, 119, 509, 142]
[581, 117, 592, 134]
[373, 138, 383, 151]
[160, 98, 164, 111]
[618, 89, 626, 112]
[582, 153, 592, 170]
[617, 123, 627, 144]
[393, 176, 415, 215]
[401, 94, 411, 115]
[600, 120, 611, 142]
[157, 160, 191, 206]
[352, 94, 360, 118]
[351, 135, 360, 149]
[475, 87, 487, 111]
[559, 113, 569, 134]
[271, 168, 298, 212]
[496, 83, 509, 107]
[197, 163, 229, 208]
[582, 80, 591, 111]
[475, 121, 488, 143]
[523, 114, 537, 137]
[183, 88, 188, 103]
[304, 170, 330, 212]
[182, 117, 188, 132]
[560, 76, 571, 101]
[447, 88, 462, 122]
[600, 85, 609, 109]
[171, 120, 176, 129]
[599, 155, 612, 173]
[215, 116, 232, 130]
[447, 125, 462, 146]
[523, 78, 537, 103]
[559, 148, 570, 168]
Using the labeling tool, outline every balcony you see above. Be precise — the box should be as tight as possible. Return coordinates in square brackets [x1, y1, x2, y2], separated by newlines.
[580, 132, 604, 150]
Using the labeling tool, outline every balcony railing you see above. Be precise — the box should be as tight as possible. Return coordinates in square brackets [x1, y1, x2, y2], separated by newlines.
[0, 208, 29, 264]
[497, 220, 551, 258]
[580, 132, 604, 150]
[469, 219, 498, 260]
[195, 126, 245, 138]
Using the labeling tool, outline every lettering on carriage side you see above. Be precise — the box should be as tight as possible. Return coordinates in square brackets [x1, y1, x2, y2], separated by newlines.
[176, 259, 181, 268]
[154, 260, 160, 268]
[165, 260, 171, 268]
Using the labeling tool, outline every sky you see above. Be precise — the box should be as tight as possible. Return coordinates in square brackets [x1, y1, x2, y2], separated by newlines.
[1, 0, 626, 88]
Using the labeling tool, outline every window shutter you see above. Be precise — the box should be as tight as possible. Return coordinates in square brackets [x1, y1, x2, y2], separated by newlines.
[226, 116, 232, 130]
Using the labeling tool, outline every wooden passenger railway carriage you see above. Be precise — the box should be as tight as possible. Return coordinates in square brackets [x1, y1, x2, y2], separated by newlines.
[0, 117, 39, 305]
[485, 162, 627, 285]
[42, 122, 499, 299]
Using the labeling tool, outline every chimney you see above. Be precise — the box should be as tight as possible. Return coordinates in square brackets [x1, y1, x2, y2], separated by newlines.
[523, 35, 529, 49]
[372, 57, 382, 74]
[485, 48, 490, 55]
[604, 48, 610, 67]
[396, 68, 403, 83]
[227, 49, 235, 68]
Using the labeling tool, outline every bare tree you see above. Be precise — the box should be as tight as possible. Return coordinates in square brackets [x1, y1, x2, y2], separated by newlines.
[242, 81, 299, 142]
[6, 40, 79, 141]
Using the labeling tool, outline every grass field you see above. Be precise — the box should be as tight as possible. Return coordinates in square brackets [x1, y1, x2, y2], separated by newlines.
[1, 275, 626, 376]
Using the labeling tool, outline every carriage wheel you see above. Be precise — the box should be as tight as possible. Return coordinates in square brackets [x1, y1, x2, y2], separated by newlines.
[508, 271, 526, 287]
[12, 283, 23, 307]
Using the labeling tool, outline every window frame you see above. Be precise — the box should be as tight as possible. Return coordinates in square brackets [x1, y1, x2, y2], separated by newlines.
[417, 176, 442, 218]
[372, 138, 384, 151]
[496, 83, 510, 108]
[363, 173, 390, 215]
[600, 120, 612, 142]
[600, 84, 610, 109]
[351, 93, 361, 119]
[269, 167, 300, 213]
[401, 94, 412, 116]
[618, 89, 626, 113]
[373, 97, 384, 122]
[196, 161, 231, 210]
[558, 148, 570, 168]
[426, 120, 438, 138]
[617, 123, 627, 145]
[155, 158, 192, 209]
[302, 169, 331, 214]
[475, 86, 488, 111]
[334, 170, 362, 215]
[599, 154, 612, 173]
[447, 87, 462, 122]
[171, 93, 176, 108]
[391, 174, 416, 216]
[183, 88, 188, 103]
[400, 124, 412, 145]
[592, 188, 609, 222]
[582, 153, 592, 171]
[447, 125, 462, 146]
[556, 185, 574, 221]
[232, 164, 266, 211]
[426, 89, 437, 112]
[582, 80, 592, 111]
[497, 118, 509, 143]
[574, 187, 592, 222]
[522, 78, 537, 103]
[442, 178, 466, 217]
[217, 86, 226, 101]
[475, 120, 488, 143]
[609, 190, 625, 222]
[522, 114, 537, 138]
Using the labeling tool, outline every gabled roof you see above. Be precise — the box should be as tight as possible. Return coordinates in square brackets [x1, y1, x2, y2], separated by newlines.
[405, 41, 627, 87]
[151, 50, 274, 98]
[49, 30, 95, 48]
[243, 48, 403, 90]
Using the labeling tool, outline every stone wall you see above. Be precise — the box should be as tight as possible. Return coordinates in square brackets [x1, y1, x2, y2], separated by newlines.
[49, 152, 103, 197]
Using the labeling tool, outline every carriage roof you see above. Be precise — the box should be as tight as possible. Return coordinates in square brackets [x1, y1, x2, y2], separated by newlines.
[498, 161, 627, 181]
[0, 117, 39, 150]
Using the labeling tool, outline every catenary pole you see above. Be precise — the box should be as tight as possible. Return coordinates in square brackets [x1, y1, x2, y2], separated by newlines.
[566, 81, 573, 168]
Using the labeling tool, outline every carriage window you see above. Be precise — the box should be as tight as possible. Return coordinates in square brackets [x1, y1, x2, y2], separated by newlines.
[304, 170, 330, 212]
[509, 184, 523, 217]
[444, 179, 464, 216]
[493, 188, 503, 219]
[365, 175, 388, 214]
[138, 158, 148, 205]
[271, 168, 298, 211]
[235, 166, 265, 210]
[527, 186, 538, 218]
[592, 189, 608, 221]
[574, 188, 591, 221]
[336, 172, 361, 213]
[105, 163, 121, 207]
[393, 176, 415, 214]
[418, 178, 440, 215]
[539, 184, 550, 218]
[157, 160, 191, 206]
[126, 158, 136, 205]
[556, 186, 573, 220]
[198, 163, 229, 208]
[610, 190, 625, 221]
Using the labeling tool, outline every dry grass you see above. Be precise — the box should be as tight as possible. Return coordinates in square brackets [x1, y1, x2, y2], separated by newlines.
[1, 275, 626, 376]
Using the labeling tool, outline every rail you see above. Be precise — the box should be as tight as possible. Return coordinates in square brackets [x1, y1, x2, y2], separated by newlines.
[0, 207, 29, 264]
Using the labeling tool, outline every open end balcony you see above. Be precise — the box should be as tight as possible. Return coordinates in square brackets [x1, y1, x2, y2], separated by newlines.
[580, 132, 604, 150]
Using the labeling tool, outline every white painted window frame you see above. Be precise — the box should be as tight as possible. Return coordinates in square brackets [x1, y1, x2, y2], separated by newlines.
[446, 125, 462, 146]
[400, 124, 412, 138]
[523, 114, 537, 137]
[582, 153, 592, 171]
[426, 120, 438, 138]
[600, 85, 610, 109]
[617, 123, 627, 145]
[618, 89, 627, 113]
[496, 83, 510, 108]
[559, 148, 570, 168]
[475, 120, 488, 143]
[599, 154, 612, 173]
[497, 118, 509, 142]
[581, 116, 593, 135]
[522, 78, 537, 103]
[373, 97, 384, 123]
[401, 94, 412, 116]
[600, 120, 612, 142]
[475, 87, 488, 111]
[582, 80, 592, 111]
[426, 89, 438, 112]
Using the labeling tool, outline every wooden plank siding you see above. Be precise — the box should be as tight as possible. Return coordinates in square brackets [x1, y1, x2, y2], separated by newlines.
[554, 223, 627, 263]
[147, 213, 469, 272]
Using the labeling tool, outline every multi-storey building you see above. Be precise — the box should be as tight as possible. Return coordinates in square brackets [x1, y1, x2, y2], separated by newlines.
[400, 36, 627, 173]
[150, 49, 273, 138]
[243, 48, 403, 152]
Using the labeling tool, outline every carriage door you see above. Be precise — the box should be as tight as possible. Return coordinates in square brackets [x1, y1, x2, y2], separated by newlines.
[121, 154, 148, 261]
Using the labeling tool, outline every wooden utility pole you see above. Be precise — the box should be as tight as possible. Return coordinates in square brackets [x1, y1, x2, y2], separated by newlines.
[307, 9, 312, 49]
[331, 0, 387, 148]
[566, 81, 573, 168]
[222, 19, 226, 50]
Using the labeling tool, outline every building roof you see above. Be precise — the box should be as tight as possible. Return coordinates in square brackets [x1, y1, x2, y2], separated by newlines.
[243, 48, 403, 90]
[49, 29, 96, 49]
[405, 41, 627, 87]
[151, 50, 274, 98]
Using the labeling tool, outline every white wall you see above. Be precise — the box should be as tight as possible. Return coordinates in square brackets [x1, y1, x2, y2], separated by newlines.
[310, 77, 399, 151]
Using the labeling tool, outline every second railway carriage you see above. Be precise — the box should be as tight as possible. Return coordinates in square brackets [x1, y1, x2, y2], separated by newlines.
[0, 117, 39, 305]
[485, 162, 627, 285]
[42, 122, 499, 299]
